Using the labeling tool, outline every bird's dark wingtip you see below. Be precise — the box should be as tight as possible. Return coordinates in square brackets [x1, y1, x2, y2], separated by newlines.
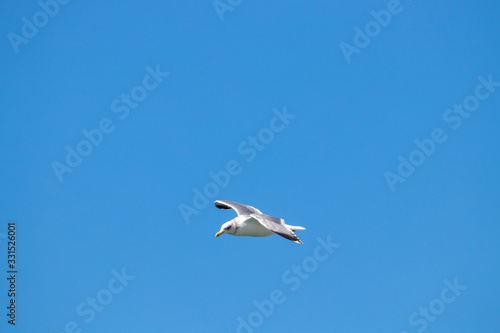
[214, 200, 231, 209]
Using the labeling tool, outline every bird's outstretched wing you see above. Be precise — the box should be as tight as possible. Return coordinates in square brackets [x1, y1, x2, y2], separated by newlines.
[251, 214, 303, 244]
[214, 200, 262, 216]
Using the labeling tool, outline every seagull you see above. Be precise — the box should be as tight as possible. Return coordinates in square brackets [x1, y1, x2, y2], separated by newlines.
[214, 200, 305, 244]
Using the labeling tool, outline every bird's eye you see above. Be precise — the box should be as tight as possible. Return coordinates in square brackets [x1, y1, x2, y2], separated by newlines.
[224, 225, 231, 230]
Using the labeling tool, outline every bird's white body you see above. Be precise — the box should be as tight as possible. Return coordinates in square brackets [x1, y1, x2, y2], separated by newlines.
[232, 216, 274, 237]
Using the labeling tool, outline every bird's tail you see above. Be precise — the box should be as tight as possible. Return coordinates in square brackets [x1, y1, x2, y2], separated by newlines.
[286, 224, 305, 231]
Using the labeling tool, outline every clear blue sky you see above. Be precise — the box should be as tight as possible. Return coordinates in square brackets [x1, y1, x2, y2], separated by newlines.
[1, 1, 499, 332]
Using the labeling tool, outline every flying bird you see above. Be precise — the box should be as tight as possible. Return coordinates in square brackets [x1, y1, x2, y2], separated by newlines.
[214, 200, 305, 244]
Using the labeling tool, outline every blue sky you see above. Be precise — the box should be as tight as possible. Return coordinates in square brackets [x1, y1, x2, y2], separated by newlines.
[1, 0, 499, 332]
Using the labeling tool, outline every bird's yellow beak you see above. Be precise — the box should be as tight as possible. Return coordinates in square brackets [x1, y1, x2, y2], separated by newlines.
[215, 231, 224, 237]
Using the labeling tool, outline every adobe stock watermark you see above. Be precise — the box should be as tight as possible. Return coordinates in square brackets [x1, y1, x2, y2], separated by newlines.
[339, 0, 403, 64]
[213, 0, 243, 21]
[51, 64, 169, 183]
[234, 235, 340, 333]
[7, 0, 71, 54]
[56, 267, 135, 333]
[385, 74, 499, 192]
[178, 106, 296, 224]
[400, 278, 466, 333]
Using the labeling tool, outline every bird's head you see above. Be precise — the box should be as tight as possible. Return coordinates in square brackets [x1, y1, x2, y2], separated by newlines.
[215, 220, 236, 237]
